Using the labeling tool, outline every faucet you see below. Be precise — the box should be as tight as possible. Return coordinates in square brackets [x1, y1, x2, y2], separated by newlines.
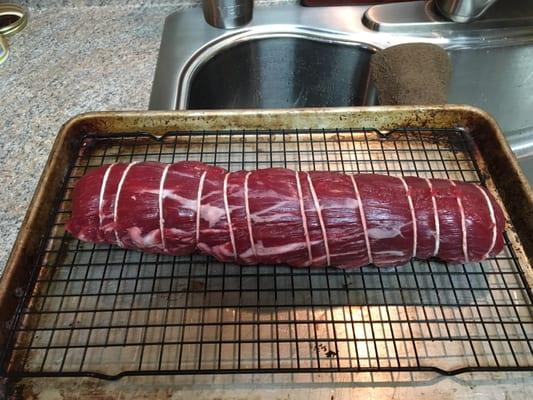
[202, 0, 254, 29]
[434, 0, 499, 23]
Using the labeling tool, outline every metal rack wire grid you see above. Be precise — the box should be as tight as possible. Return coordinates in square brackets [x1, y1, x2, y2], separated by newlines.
[2, 127, 532, 379]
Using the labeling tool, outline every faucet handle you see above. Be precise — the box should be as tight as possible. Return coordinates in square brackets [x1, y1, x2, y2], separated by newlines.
[202, 0, 254, 29]
[434, 0, 499, 23]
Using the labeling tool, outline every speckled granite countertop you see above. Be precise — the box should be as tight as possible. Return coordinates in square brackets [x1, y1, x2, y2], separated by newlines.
[0, 3, 170, 274]
[0, 0, 294, 275]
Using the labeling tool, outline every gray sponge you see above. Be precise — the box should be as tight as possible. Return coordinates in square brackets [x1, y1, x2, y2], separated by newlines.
[369, 43, 451, 105]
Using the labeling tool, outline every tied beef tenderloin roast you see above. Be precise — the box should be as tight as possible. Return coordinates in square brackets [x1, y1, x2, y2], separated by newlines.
[66, 161, 505, 268]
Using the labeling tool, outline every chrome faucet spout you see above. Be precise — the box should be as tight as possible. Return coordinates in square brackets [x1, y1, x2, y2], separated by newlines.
[202, 0, 254, 29]
[434, 0, 499, 23]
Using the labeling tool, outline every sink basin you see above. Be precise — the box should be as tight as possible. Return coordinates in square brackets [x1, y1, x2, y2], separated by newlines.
[149, 3, 533, 184]
[188, 37, 376, 109]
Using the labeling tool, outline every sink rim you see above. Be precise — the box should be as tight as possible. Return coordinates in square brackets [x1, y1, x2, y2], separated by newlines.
[151, 4, 533, 111]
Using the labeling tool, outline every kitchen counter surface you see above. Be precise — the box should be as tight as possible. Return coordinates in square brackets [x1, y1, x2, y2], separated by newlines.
[0, 0, 294, 275]
[0, 3, 173, 275]
[0, 1, 531, 398]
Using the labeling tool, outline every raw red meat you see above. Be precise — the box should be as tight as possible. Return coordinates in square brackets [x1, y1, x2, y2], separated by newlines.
[66, 161, 505, 268]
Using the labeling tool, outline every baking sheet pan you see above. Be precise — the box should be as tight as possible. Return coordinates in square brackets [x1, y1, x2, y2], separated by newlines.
[0, 106, 531, 390]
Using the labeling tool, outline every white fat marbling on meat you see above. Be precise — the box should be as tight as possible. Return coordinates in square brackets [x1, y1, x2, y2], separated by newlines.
[450, 181, 469, 262]
[113, 162, 139, 247]
[251, 200, 293, 217]
[196, 242, 211, 254]
[199, 228, 228, 235]
[255, 240, 307, 257]
[367, 227, 403, 240]
[476, 185, 497, 258]
[239, 247, 254, 261]
[77, 232, 89, 242]
[127, 227, 160, 249]
[321, 197, 360, 210]
[367, 221, 414, 240]
[330, 249, 368, 258]
[170, 170, 206, 179]
[142, 188, 197, 210]
[253, 189, 295, 201]
[350, 175, 373, 264]
[98, 164, 115, 227]
[424, 178, 440, 257]
[374, 250, 406, 257]
[311, 255, 328, 264]
[162, 190, 197, 210]
[251, 212, 296, 224]
[167, 228, 193, 237]
[201, 204, 226, 227]
[214, 244, 235, 258]
[201, 189, 223, 201]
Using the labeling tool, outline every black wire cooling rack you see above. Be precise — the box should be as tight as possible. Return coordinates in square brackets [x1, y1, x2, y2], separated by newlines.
[1, 127, 532, 379]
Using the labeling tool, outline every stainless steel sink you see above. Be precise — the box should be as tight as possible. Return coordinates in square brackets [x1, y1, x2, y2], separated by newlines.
[187, 37, 376, 109]
[149, 2, 533, 184]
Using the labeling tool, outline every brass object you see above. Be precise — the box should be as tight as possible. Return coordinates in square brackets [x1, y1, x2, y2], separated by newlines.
[0, 3, 28, 37]
[0, 34, 8, 64]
